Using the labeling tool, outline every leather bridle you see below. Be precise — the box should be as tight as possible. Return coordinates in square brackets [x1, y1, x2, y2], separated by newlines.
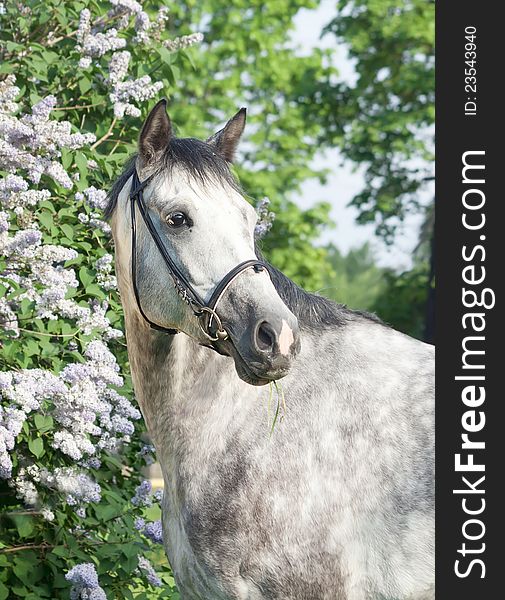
[129, 168, 268, 343]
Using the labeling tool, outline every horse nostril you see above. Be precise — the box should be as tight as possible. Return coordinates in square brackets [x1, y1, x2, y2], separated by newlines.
[256, 322, 276, 353]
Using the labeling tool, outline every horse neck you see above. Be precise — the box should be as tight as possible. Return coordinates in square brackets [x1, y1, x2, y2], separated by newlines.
[122, 306, 248, 458]
[123, 313, 188, 430]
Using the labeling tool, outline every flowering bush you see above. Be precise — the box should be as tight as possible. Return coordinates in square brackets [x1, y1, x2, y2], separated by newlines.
[0, 1, 207, 597]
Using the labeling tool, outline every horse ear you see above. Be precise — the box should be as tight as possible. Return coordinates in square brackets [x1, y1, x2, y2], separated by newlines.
[138, 99, 172, 169]
[206, 108, 246, 163]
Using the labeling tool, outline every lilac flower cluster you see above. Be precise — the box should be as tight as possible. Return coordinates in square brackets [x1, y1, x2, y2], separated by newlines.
[65, 563, 107, 600]
[0, 78, 125, 351]
[143, 519, 163, 544]
[0, 74, 19, 114]
[148, 7, 170, 43]
[76, 8, 126, 68]
[163, 32, 204, 53]
[0, 5, 185, 569]
[51, 340, 140, 464]
[0, 77, 134, 509]
[134, 516, 163, 544]
[138, 443, 156, 465]
[73, 3, 177, 119]
[131, 479, 152, 507]
[110, 0, 143, 15]
[0, 174, 51, 209]
[0, 370, 66, 479]
[43, 467, 102, 506]
[77, 186, 108, 210]
[108, 1, 170, 44]
[137, 556, 162, 587]
[0, 296, 19, 337]
[95, 254, 117, 291]
[0, 77, 95, 186]
[107, 50, 163, 118]
[255, 197, 276, 238]
[1, 341, 140, 509]
[0, 77, 138, 505]
[76, 186, 112, 234]
[0, 220, 120, 338]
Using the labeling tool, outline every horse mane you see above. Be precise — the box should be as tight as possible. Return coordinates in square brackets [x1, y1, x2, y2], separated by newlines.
[262, 257, 384, 330]
[106, 139, 383, 330]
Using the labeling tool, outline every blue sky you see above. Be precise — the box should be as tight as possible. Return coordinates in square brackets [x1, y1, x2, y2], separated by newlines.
[290, 0, 429, 270]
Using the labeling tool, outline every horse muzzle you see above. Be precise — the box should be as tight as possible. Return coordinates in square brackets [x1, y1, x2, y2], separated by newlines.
[222, 312, 301, 386]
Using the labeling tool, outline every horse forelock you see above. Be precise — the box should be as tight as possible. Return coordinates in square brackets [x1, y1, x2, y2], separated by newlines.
[105, 137, 241, 220]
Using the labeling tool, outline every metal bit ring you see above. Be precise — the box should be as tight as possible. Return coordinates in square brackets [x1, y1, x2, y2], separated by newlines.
[197, 306, 228, 342]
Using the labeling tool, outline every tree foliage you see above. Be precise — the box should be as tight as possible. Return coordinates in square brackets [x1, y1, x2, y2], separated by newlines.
[310, 0, 435, 339]
[323, 243, 387, 311]
[322, 242, 429, 340]
[148, 0, 338, 288]
[300, 0, 435, 242]
[371, 262, 430, 341]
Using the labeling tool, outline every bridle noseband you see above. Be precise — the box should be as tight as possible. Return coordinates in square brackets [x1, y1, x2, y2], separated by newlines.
[129, 169, 268, 343]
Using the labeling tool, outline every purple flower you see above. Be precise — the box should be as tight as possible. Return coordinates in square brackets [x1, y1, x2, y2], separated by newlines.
[143, 520, 163, 544]
[66, 563, 99, 587]
[131, 480, 151, 507]
[137, 556, 162, 587]
[110, 414, 134, 435]
[66, 562, 106, 600]
[31, 95, 56, 119]
[81, 187, 108, 211]
[60, 363, 91, 385]
[138, 444, 156, 465]
[255, 197, 275, 238]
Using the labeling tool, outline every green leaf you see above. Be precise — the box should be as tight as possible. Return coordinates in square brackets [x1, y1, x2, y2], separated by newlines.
[12, 516, 34, 539]
[0, 582, 8, 600]
[94, 504, 121, 521]
[121, 542, 141, 559]
[38, 211, 54, 231]
[78, 76, 92, 94]
[24, 339, 40, 358]
[61, 224, 74, 240]
[158, 47, 174, 65]
[85, 284, 105, 299]
[19, 298, 35, 316]
[28, 437, 44, 458]
[79, 267, 95, 287]
[38, 200, 55, 213]
[75, 241, 93, 252]
[51, 546, 70, 559]
[75, 152, 88, 173]
[34, 414, 54, 433]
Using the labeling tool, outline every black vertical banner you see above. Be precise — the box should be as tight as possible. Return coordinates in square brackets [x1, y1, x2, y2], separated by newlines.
[436, 3, 500, 598]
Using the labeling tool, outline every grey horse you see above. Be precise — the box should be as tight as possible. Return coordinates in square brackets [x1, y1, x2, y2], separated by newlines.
[107, 100, 435, 600]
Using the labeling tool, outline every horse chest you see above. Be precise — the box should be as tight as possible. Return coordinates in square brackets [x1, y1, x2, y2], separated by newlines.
[157, 380, 434, 600]
[159, 424, 362, 600]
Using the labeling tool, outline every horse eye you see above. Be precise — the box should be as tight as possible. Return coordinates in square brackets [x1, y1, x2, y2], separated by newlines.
[166, 212, 187, 228]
